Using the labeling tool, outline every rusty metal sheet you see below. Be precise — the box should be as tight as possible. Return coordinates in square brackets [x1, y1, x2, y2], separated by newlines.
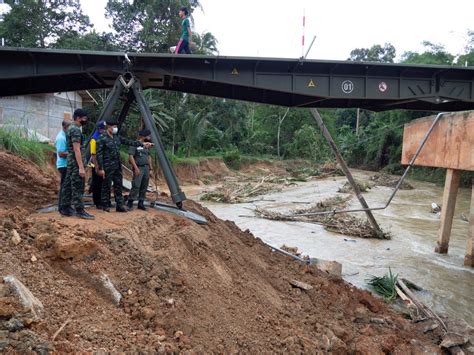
[402, 111, 474, 171]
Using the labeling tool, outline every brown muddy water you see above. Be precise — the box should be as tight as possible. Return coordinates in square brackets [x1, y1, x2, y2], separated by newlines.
[199, 171, 474, 326]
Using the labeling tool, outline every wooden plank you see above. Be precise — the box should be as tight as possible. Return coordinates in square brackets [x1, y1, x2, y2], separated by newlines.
[464, 179, 474, 267]
[401, 111, 474, 171]
[435, 169, 461, 254]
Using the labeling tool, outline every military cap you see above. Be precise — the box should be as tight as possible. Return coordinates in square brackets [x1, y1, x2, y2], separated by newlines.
[105, 118, 119, 125]
[138, 129, 151, 137]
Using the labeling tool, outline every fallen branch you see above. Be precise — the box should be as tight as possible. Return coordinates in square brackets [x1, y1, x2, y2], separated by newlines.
[51, 319, 71, 342]
[397, 279, 447, 332]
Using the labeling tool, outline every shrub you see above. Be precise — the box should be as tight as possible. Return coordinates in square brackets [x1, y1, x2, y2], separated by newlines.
[0, 126, 52, 166]
[223, 149, 241, 170]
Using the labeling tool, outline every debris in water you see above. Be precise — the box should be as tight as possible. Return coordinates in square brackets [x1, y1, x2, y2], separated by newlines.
[337, 180, 374, 193]
[370, 173, 414, 190]
[430, 203, 441, 214]
[254, 196, 391, 239]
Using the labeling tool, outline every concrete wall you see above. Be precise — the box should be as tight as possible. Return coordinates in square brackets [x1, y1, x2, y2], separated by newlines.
[0, 92, 83, 140]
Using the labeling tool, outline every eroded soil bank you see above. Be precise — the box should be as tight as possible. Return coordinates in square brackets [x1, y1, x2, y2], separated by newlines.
[0, 151, 447, 353]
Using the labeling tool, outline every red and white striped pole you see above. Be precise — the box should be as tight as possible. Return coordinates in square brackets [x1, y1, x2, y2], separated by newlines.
[301, 9, 306, 58]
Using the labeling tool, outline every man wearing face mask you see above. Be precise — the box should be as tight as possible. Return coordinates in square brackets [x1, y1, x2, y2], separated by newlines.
[96, 119, 154, 212]
[59, 108, 95, 219]
[127, 129, 154, 211]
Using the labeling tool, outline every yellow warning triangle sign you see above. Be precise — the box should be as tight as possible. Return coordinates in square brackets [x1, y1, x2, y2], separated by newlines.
[308, 79, 316, 88]
[231, 67, 239, 75]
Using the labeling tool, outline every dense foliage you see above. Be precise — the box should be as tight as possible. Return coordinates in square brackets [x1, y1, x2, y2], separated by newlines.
[0, 2, 473, 183]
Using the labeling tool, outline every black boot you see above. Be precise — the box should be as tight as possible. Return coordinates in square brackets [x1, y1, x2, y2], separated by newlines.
[76, 209, 95, 220]
[116, 205, 128, 213]
[59, 206, 73, 217]
[127, 199, 134, 210]
[137, 201, 147, 211]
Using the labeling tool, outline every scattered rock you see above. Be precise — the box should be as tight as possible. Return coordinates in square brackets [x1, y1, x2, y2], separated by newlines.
[310, 258, 342, 278]
[166, 298, 175, 306]
[53, 234, 99, 260]
[5, 318, 24, 332]
[369, 317, 386, 325]
[3, 276, 43, 320]
[141, 307, 156, 320]
[0, 340, 9, 351]
[449, 346, 465, 355]
[10, 230, 21, 245]
[100, 273, 122, 306]
[290, 280, 313, 291]
[423, 322, 439, 333]
[440, 332, 469, 348]
[174, 331, 184, 340]
[31, 255, 37, 262]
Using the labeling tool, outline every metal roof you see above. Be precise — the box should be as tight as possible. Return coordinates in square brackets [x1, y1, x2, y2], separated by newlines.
[1, 47, 474, 111]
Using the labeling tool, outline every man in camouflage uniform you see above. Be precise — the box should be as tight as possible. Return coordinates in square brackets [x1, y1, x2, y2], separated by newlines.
[59, 108, 95, 220]
[127, 129, 154, 211]
[96, 118, 154, 212]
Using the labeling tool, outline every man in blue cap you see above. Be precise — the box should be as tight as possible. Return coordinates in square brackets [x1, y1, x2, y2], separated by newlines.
[89, 120, 106, 209]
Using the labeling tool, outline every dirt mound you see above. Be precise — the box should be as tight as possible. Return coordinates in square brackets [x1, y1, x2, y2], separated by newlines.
[159, 158, 233, 185]
[0, 203, 442, 353]
[0, 150, 58, 209]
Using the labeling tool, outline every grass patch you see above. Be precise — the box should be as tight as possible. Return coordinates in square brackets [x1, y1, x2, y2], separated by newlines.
[366, 268, 398, 301]
[0, 127, 53, 166]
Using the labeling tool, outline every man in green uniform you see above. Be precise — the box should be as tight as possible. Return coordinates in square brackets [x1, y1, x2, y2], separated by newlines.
[174, 7, 192, 54]
[127, 129, 153, 211]
[59, 108, 95, 220]
[96, 119, 153, 213]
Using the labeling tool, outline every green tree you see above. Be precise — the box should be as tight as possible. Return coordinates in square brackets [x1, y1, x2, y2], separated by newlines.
[402, 41, 454, 65]
[349, 43, 396, 63]
[0, 0, 91, 48]
[192, 32, 218, 55]
[105, 0, 202, 52]
[458, 30, 474, 66]
[53, 31, 116, 51]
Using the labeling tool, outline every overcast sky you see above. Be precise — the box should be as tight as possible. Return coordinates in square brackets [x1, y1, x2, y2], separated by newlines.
[81, 0, 473, 61]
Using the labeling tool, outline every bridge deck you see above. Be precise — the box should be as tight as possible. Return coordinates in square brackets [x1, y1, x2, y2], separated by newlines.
[1, 47, 474, 111]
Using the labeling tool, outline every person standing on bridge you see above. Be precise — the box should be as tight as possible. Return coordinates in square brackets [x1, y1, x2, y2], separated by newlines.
[96, 119, 154, 213]
[59, 109, 95, 220]
[127, 129, 154, 211]
[175, 7, 192, 54]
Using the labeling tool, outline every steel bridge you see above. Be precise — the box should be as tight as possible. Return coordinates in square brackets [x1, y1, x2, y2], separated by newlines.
[1, 47, 474, 231]
[1, 47, 474, 112]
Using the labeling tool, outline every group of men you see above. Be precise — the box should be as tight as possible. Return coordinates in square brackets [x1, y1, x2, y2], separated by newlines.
[55, 109, 154, 220]
[53, 7, 192, 219]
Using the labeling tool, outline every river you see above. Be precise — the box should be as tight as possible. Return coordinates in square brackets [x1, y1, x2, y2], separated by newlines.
[198, 171, 474, 325]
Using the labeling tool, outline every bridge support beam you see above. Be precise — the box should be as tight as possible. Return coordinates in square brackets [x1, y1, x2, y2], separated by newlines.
[91, 74, 186, 209]
[310, 108, 383, 236]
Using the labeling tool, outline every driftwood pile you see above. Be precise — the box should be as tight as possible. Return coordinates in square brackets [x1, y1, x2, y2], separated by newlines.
[200, 175, 285, 203]
[254, 196, 391, 239]
[370, 173, 414, 190]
